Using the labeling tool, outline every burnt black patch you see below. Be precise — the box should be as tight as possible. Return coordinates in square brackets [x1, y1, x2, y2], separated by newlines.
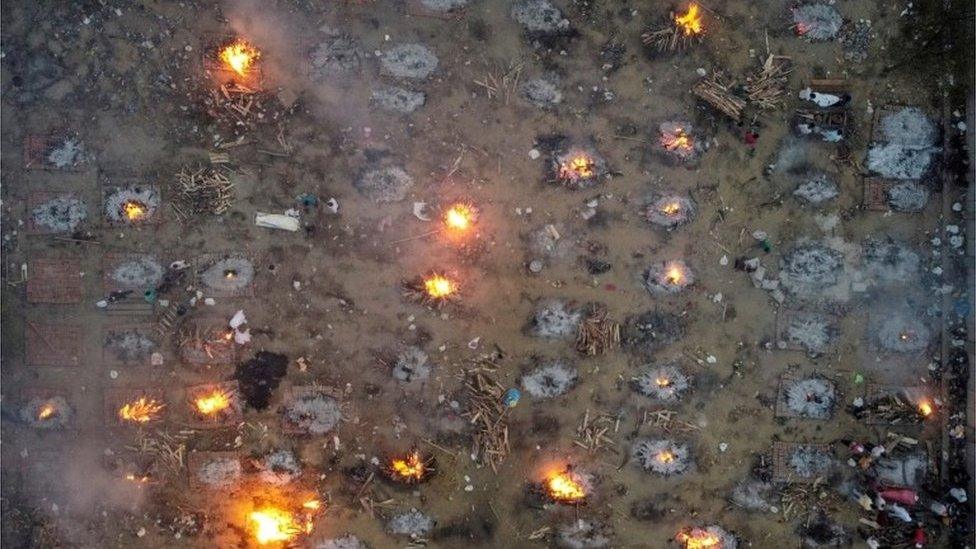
[234, 351, 288, 410]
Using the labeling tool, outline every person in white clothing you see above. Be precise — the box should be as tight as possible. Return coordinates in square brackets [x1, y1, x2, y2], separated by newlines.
[799, 87, 851, 108]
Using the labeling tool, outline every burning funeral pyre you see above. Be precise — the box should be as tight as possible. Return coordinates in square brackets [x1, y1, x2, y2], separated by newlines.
[218, 39, 261, 79]
[247, 496, 321, 546]
[644, 194, 696, 229]
[782, 377, 836, 419]
[187, 382, 242, 425]
[676, 525, 737, 549]
[530, 466, 591, 505]
[642, 3, 705, 53]
[384, 450, 436, 485]
[643, 260, 694, 294]
[281, 388, 342, 435]
[198, 255, 255, 295]
[545, 141, 608, 189]
[442, 202, 479, 234]
[20, 396, 72, 429]
[117, 395, 166, 424]
[632, 438, 693, 476]
[849, 390, 936, 425]
[632, 362, 691, 403]
[656, 121, 704, 165]
[104, 185, 160, 225]
[402, 272, 460, 308]
[177, 320, 236, 365]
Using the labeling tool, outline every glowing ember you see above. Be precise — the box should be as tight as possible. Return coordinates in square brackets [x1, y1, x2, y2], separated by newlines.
[899, 331, 913, 341]
[124, 473, 150, 484]
[302, 499, 321, 511]
[444, 204, 476, 231]
[661, 201, 682, 216]
[390, 452, 427, 482]
[194, 389, 232, 417]
[545, 470, 587, 503]
[123, 200, 148, 221]
[665, 265, 685, 285]
[220, 40, 260, 77]
[675, 4, 704, 36]
[559, 154, 596, 180]
[662, 129, 693, 151]
[249, 507, 302, 545]
[657, 451, 676, 464]
[656, 377, 672, 388]
[424, 274, 457, 299]
[678, 530, 721, 548]
[37, 404, 57, 420]
[224, 269, 238, 279]
[918, 400, 933, 417]
[118, 397, 165, 424]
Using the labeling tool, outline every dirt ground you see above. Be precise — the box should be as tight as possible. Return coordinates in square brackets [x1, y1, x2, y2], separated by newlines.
[1, 0, 973, 548]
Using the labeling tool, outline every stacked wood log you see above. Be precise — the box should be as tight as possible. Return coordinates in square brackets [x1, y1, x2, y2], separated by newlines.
[692, 72, 746, 121]
[173, 166, 234, 219]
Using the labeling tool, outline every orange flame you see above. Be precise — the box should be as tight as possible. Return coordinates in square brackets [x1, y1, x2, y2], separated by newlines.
[545, 469, 587, 503]
[424, 274, 457, 299]
[662, 130, 693, 151]
[123, 201, 148, 221]
[665, 264, 685, 285]
[194, 388, 233, 417]
[390, 452, 427, 482]
[220, 40, 260, 77]
[444, 204, 475, 231]
[249, 507, 302, 545]
[657, 451, 676, 464]
[678, 529, 721, 548]
[675, 4, 703, 36]
[118, 397, 165, 423]
[124, 473, 150, 484]
[37, 403, 57, 420]
[661, 201, 682, 216]
[560, 154, 596, 179]
[918, 400, 933, 417]
[656, 377, 672, 388]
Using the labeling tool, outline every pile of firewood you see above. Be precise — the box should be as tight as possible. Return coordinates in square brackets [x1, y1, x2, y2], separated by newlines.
[173, 166, 234, 219]
[692, 72, 747, 121]
[849, 393, 925, 425]
[576, 306, 620, 355]
[745, 55, 793, 110]
[461, 372, 510, 472]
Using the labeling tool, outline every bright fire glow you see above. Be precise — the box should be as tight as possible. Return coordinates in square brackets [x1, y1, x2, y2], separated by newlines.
[675, 4, 703, 36]
[118, 397, 165, 423]
[302, 499, 321, 511]
[665, 265, 685, 285]
[444, 204, 475, 231]
[560, 154, 596, 180]
[662, 130, 693, 151]
[545, 470, 587, 503]
[124, 473, 150, 484]
[249, 507, 301, 545]
[657, 451, 676, 464]
[918, 400, 933, 417]
[656, 377, 672, 388]
[390, 452, 427, 482]
[37, 404, 56, 420]
[220, 40, 260, 77]
[123, 201, 148, 221]
[194, 389, 232, 417]
[678, 529, 721, 548]
[424, 275, 457, 299]
[661, 202, 682, 216]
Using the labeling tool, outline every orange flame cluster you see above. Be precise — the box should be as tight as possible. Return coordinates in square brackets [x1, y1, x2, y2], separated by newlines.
[657, 450, 676, 464]
[249, 499, 320, 545]
[444, 204, 476, 232]
[675, 4, 704, 36]
[656, 377, 673, 388]
[661, 201, 682, 216]
[559, 154, 596, 180]
[678, 529, 721, 549]
[37, 403, 57, 420]
[390, 452, 427, 482]
[545, 469, 587, 503]
[124, 473, 151, 484]
[118, 397, 165, 423]
[123, 200, 148, 221]
[424, 274, 457, 299]
[918, 400, 933, 418]
[220, 40, 260, 77]
[664, 263, 686, 285]
[662, 129, 693, 151]
[194, 388, 233, 417]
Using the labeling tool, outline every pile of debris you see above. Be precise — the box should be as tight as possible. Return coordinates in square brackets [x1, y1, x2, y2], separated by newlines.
[172, 166, 235, 218]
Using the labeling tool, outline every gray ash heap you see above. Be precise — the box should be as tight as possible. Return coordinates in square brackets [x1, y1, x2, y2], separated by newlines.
[308, 35, 362, 79]
[644, 194, 696, 228]
[783, 312, 836, 356]
[730, 479, 775, 511]
[196, 456, 241, 488]
[392, 346, 432, 383]
[520, 75, 563, 109]
[110, 256, 164, 289]
[780, 243, 844, 289]
[355, 165, 414, 203]
[792, 171, 838, 205]
[886, 181, 930, 212]
[255, 449, 302, 485]
[282, 390, 342, 435]
[875, 315, 931, 353]
[622, 310, 686, 354]
[200, 256, 254, 293]
[862, 238, 920, 283]
[31, 195, 87, 232]
[387, 508, 435, 539]
[631, 363, 690, 402]
[548, 145, 608, 189]
[867, 107, 940, 180]
[656, 121, 705, 165]
[315, 535, 367, 549]
[784, 377, 836, 419]
[632, 438, 692, 476]
[792, 4, 843, 41]
[104, 185, 160, 224]
[788, 446, 834, 479]
[528, 299, 582, 339]
[522, 359, 578, 398]
[511, 0, 572, 37]
[371, 86, 425, 114]
[45, 136, 87, 168]
[557, 519, 612, 549]
[643, 260, 694, 294]
[380, 43, 438, 80]
[104, 329, 157, 362]
[20, 396, 72, 429]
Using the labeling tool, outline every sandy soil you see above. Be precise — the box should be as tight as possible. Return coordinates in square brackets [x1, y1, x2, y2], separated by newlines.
[1, 0, 971, 548]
